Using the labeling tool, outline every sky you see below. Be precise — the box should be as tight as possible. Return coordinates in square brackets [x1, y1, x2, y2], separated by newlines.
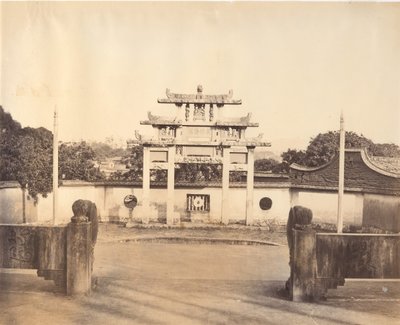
[1, 2, 399, 153]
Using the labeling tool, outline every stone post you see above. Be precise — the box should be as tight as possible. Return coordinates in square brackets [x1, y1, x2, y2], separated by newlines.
[221, 147, 230, 225]
[291, 229, 317, 302]
[142, 146, 150, 224]
[166, 145, 175, 225]
[246, 146, 255, 226]
[66, 218, 92, 296]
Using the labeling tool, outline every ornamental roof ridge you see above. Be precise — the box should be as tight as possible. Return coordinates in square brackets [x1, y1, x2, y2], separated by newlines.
[140, 111, 182, 126]
[157, 85, 242, 105]
[215, 113, 259, 127]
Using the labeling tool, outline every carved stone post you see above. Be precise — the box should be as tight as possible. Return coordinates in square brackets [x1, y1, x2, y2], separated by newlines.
[66, 212, 92, 295]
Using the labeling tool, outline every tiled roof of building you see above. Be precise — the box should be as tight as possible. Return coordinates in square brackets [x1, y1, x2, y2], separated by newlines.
[291, 149, 400, 178]
[369, 156, 400, 175]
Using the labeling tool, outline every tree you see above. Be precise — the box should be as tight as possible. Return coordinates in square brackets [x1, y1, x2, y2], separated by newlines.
[0, 125, 53, 222]
[254, 158, 281, 172]
[175, 163, 222, 183]
[0, 105, 21, 133]
[1, 108, 53, 201]
[89, 141, 128, 161]
[0, 127, 53, 199]
[281, 149, 306, 166]
[59, 142, 105, 181]
[271, 149, 307, 173]
[121, 145, 223, 183]
[0, 106, 22, 180]
[109, 144, 146, 181]
[369, 143, 400, 157]
[303, 131, 374, 167]
[0, 108, 109, 222]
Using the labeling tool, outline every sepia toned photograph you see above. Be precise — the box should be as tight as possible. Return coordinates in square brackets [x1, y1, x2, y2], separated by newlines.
[0, 1, 399, 324]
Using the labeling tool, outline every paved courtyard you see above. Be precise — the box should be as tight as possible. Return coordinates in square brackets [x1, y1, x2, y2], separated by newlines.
[1, 225, 399, 324]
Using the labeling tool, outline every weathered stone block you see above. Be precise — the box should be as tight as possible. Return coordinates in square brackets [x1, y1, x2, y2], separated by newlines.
[66, 221, 92, 295]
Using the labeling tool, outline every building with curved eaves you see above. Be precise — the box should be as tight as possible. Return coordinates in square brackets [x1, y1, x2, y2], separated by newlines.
[290, 149, 400, 231]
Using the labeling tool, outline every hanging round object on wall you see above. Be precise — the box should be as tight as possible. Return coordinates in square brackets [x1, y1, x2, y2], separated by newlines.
[124, 195, 138, 209]
[259, 197, 272, 210]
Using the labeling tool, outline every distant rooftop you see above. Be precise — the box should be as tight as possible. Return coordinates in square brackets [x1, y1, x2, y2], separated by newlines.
[369, 156, 400, 175]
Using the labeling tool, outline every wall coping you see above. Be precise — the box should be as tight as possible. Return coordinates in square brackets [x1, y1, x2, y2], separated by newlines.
[1, 179, 398, 195]
[317, 232, 400, 237]
[0, 181, 20, 189]
[290, 184, 399, 196]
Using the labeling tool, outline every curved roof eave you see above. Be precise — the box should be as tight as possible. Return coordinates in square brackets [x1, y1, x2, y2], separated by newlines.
[360, 149, 400, 178]
[290, 155, 338, 172]
[290, 148, 400, 179]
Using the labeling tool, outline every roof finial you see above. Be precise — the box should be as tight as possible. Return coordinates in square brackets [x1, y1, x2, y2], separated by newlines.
[197, 85, 203, 94]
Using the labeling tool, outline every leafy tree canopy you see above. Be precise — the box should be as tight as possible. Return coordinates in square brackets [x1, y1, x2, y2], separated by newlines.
[89, 141, 128, 160]
[369, 143, 400, 157]
[0, 106, 21, 133]
[118, 145, 222, 182]
[0, 124, 53, 202]
[254, 158, 282, 173]
[0, 107, 106, 202]
[175, 163, 222, 183]
[107, 131, 400, 181]
[303, 131, 374, 167]
[109, 144, 143, 181]
[59, 142, 105, 181]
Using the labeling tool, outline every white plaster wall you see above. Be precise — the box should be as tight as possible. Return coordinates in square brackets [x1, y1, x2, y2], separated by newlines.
[0, 187, 37, 224]
[225, 188, 246, 221]
[253, 188, 292, 223]
[36, 185, 292, 224]
[103, 187, 143, 222]
[290, 191, 364, 225]
[37, 185, 97, 224]
[1, 184, 373, 227]
[171, 187, 223, 222]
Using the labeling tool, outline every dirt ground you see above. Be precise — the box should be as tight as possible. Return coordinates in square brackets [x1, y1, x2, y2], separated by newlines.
[1, 224, 399, 325]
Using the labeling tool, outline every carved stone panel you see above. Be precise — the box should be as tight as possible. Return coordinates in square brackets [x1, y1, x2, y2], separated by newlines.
[193, 104, 206, 121]
[0, 226, 36, 269]
[0, 225, 68, 272]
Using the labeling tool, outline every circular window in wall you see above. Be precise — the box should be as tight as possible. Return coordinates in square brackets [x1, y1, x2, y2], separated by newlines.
[259, 197, 273, 210]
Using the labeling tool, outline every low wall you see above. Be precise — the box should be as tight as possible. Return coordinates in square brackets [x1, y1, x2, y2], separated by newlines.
[0, 219, 93, 295]
[1, 182, 399, 231]
[291, 229, 400, 301]
[363, 194, 400, 232]
[0, 182, 293, 225]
